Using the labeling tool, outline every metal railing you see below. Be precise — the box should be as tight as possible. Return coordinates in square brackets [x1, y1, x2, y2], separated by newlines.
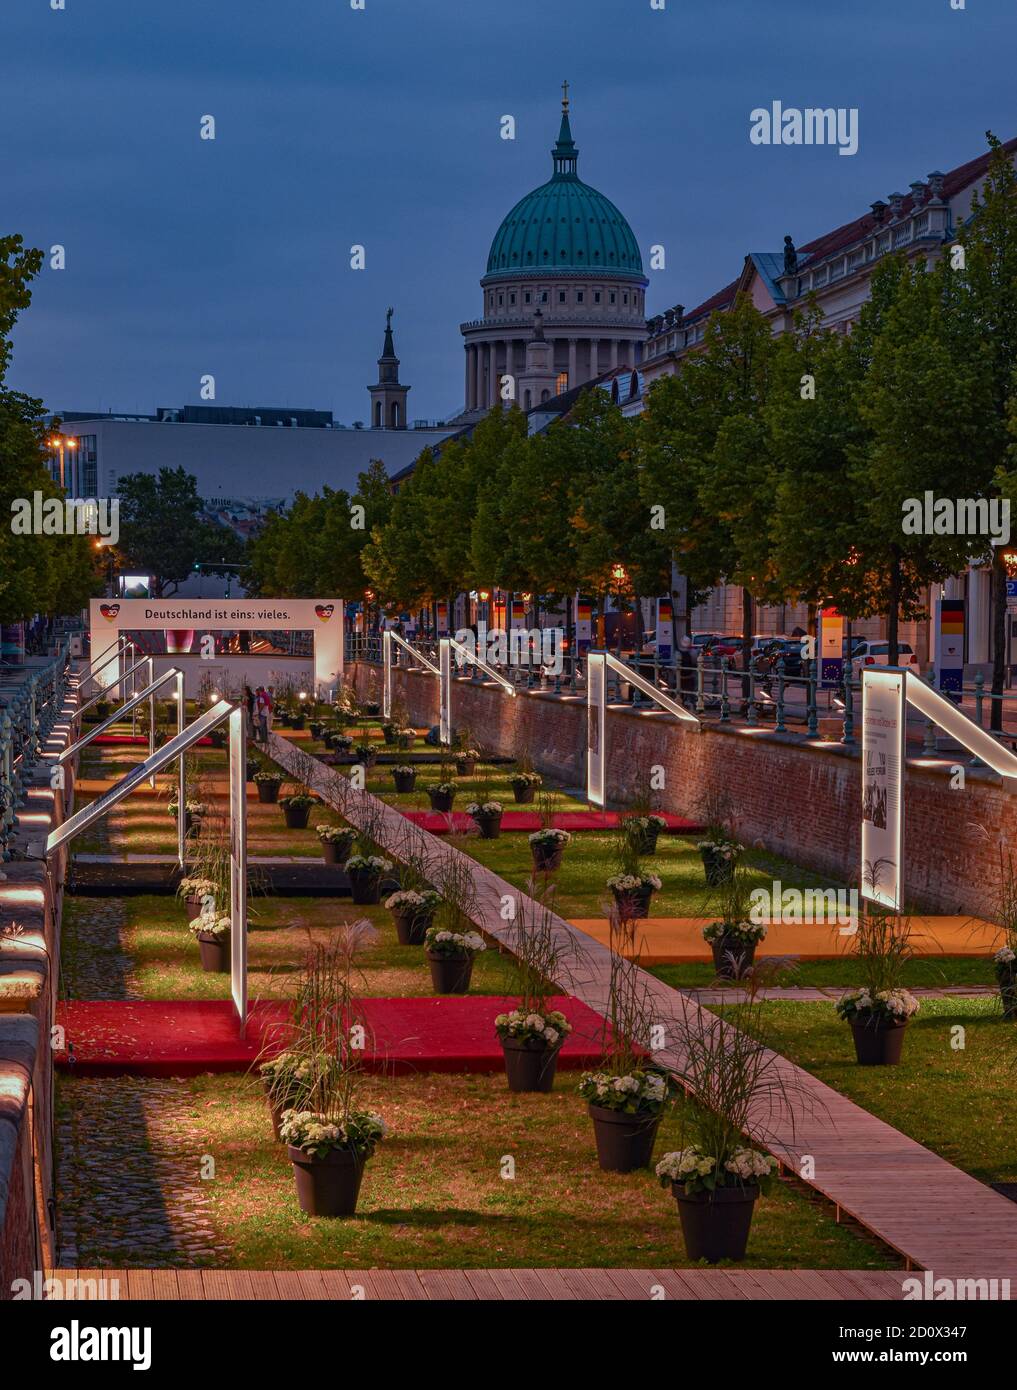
[0, 643, 73, 858]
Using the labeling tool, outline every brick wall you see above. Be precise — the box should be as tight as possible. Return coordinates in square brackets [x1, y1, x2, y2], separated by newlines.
[350, 660, 1008, 917]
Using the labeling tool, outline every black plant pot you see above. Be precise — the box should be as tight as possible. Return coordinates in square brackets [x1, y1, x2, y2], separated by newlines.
[288, 1146, 367, 1218]
[364, 702, 380, 716]
[320, 839, 353, 866]
[282, 803, 311, 830]
[427, 951, 474, 994]
[196, 933, 229, 974]
[672, 1184, 760, 1263]
[501, 1037, 560, 1093]
[472, 812, 502, 840]
[455, 757, 477, 777]
[257, 781, 281, 804]
[393, 771, 416, 793]
[348, 869, 382, 905]
[701, 847, 735, 885]
[95, 701, 110, 721]
[392, 907, 433, 946]
[849, 1017, 908, 1065]
[531, 841, 565, 872]
[587, 1104, 661, 1173]
[628, 827, 661, 855]
[710, 935, 757, 980]
[309, 722, 324, 739]
[429, 790, 455, 813]
[611, 884, 655, 920]
[382, 727, 396, 745]
[291, 714, 306, 731]
[512, 784, 536, 804]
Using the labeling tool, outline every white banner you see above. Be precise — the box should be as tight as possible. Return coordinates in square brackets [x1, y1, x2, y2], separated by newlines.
[860, 669, 905, 909]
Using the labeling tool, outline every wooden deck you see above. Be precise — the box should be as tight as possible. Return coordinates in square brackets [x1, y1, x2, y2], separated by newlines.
[267, 733, 1017, 1282]
[45, 1268, 909, 1300]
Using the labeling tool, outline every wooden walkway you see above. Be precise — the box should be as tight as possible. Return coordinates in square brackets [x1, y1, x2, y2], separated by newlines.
[267, 733, 1017, 1281]
[45, 1268, 908, 1301]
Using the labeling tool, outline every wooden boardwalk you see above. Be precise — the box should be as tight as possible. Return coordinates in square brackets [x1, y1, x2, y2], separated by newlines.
[45, 1268, 909, 1301]
[268, 733, 1017, 1282]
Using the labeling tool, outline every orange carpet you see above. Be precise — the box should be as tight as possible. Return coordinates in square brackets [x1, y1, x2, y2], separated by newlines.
[567, 915, 1003, 963]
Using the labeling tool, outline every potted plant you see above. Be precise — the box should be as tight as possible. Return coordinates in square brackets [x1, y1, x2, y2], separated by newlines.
[352, 740, 376, 769]
[703, 918, 767, 979]
[466, 798, 503, 839]
[254, 770, 283, 804]
[95, 698, 111, 721]
[696, 835, 742, 885]
[308, 719, 324, 739]
[509, 770, 542, 804]
[345, 853, 393, 905]
[607, 870, 661, 920]
[259, 1051, 313, 1140]
[177, 875, 215, 923]
[836, 987, 919, 1065]
[424, 924, 486, 994]
[454, 746, 480, 777]
[427, 779, 457, 813]
[279, 792, 314, 830]
[624, 813, 668, 856]
[995, 946, 1017, 1021]
[381, 720, 397, 745]
[579, 1069, 669, 1172]
[495, 1008, 572, 1093]
[168, 798, 206, 838]
[494, 896, 580, 1093]
[316, 824, 357, 866]
[394, 726, 416, 752]
[190, 913, 230, 973]
[385, 888, 441, 945]
[529, 827, 570, 872]
[391, 764, 416, 793]
[245, 757, 260, 784]
[282, 1109, 386, 1216]
[656, 1145, 778, 1264]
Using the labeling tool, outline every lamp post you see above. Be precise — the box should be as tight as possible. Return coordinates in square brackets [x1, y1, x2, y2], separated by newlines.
[94, 539, 116, 597]
[49, 433, 78, 492]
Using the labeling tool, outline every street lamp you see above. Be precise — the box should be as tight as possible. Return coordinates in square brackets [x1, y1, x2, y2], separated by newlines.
[93, 538, 116, 597]
[49, 433, 78, 492]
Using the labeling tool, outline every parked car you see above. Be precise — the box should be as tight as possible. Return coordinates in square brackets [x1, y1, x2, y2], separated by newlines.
[751, 637, 804, 678]
[850, 640, 919, 669]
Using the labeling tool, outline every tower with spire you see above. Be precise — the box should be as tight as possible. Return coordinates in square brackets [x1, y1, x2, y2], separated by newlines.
[368, 307, 410, 429]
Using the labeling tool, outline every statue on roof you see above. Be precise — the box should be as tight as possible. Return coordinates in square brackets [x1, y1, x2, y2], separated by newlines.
[783, 235, 798, 275]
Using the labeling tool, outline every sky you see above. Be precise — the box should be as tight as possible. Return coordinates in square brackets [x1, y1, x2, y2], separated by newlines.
[2, 0, 1016, 425]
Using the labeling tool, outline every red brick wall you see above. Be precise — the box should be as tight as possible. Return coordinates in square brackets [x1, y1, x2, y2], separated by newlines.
[350, 661, 1008, 917]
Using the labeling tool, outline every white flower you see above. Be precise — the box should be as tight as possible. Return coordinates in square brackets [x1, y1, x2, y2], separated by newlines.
[543, 1027, 559, 1045]
[995, 946, 1016, 964]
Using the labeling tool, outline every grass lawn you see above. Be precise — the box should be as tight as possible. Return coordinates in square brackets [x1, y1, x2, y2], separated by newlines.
[182, 1071, 898, 1270]
[61, 893, 521, 1001]
[650, 958, 998, 990]
[728, 997, 1017, 1185]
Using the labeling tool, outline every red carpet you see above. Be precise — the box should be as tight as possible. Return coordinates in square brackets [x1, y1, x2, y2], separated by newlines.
[401, 810, 704, 835]
[90, 734, 214, 747]
[55, 996, 612, 1076]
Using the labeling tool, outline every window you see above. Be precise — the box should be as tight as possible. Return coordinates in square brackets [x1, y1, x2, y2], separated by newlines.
[577, 290, 584, 303]
[509, 293, 516, 305]
[524, 292, 531, 304]
[623, 294, 628, 305]
[498, 294, 503, 307]
[610, 292, 616, 304]
[541, 291, 548, 303]
[558, 290, 566, 303]
[556, 372, 568, 394]
[594, 291, 601, 304]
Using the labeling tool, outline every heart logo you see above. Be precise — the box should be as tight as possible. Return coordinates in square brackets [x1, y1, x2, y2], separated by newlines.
[99, 603, 120, 621]
[314, 604, 334, 622]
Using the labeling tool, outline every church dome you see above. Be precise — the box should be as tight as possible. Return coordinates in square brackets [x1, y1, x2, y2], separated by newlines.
[484, 101, 643, 282]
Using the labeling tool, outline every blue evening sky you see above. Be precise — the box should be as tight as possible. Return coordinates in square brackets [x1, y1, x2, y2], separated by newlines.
[2, 0, 1014, 424]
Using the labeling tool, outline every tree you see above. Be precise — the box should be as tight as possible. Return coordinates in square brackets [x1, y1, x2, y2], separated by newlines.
[0, 233, 98, 623]
[114, 466, 244, 596]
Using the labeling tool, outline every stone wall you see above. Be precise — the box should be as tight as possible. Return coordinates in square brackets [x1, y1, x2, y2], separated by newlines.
[349, 661, 1007, 918]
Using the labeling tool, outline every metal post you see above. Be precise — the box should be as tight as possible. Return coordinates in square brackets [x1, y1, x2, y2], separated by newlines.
[842, 658, 855, 746]
[719, 657, 731, 723]
[695, 653, 705, 714]
[970, 671, 985, 767]
[922, 672, 938, 754]
[746, 665, 758, 726]
[775, 656, 787, 733]
[806, 659, 818, 737]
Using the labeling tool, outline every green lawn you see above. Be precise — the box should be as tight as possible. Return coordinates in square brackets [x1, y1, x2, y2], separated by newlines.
[181, 1071, 898, 1271]
[727, 997, 1017, 1185]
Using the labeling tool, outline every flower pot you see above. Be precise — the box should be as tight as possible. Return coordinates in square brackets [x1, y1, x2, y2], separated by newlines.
[348, 869, 382, 906]
[472, 811, 502, 840]
[264, 1085, 298, 1142]
[629, 826, 661, 855]
[282, 802, 311, 830]
[512, 784, 536, 804]
[287, 1145, 366, 1218]
[323, 732, 338, 749]
[849, 1016, 909, 1065]
[531, 841, 564, 872]
[672, 1183, 759, 1264]
[95, 701, 110, 721]
[257, 781, 281, 804]
[392, 907, 433, 946]
[382, 727, 396, 745]
[309, 722, 323, 739]
[184, 813, 202, 840]
[587, 1104, 661, 1173]
[393, 770, 416, 793]
[611, 884, 655, 920]
[320, 840, 352, 867]
[185, 895, 205, 923]
[429, 790, 455, 813]
[501, 1037, 559, 1093]
[455, 757, 477, 777]
[364, 702, 380, 716]
[196, 932, 229, 974]
[427, 951, 474, 994]
[700, 847, 735, 885]
[710, 935, 757, 980]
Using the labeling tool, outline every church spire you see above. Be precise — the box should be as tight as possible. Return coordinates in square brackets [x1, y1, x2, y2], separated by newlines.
[380, 305, 397, 366]
[368, 306, 410, 429]
[552, 80, 578, 178]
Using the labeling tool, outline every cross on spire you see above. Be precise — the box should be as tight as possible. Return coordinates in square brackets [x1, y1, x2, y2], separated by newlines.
[562, 79, 569, 112]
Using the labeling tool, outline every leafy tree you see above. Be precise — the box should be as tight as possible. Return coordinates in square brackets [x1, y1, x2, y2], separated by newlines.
[114, 466, 244, 597]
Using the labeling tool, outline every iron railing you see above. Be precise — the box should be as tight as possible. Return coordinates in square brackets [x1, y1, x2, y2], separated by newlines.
[0, 643, 73, 858]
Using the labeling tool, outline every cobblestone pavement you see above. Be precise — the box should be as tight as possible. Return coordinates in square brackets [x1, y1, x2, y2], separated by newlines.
[59, 896, 142, 1001]
[56, 1076, 231, 1267]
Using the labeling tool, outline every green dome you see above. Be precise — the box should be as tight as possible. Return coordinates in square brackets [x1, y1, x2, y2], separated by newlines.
[484, 107, 643, 281]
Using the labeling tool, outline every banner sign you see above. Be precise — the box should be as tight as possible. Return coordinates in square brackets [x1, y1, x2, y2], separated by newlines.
[89, 597, 343, 694]
[586, 652, 605, 807]
[820, 607, 843, 688]
[510, 599, 526, 627]
[860, 669, 905, 910]
[436, 601, 449, 636]
[936, 598, 964, 698]
[657, 597, 673, 663]
[576, 597, 593, 654]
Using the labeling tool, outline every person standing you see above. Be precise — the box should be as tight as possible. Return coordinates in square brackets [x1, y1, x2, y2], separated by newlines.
[244, 685, 255, 738]
[265, 686, 275, 735]
[254, 686, 269, 743]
